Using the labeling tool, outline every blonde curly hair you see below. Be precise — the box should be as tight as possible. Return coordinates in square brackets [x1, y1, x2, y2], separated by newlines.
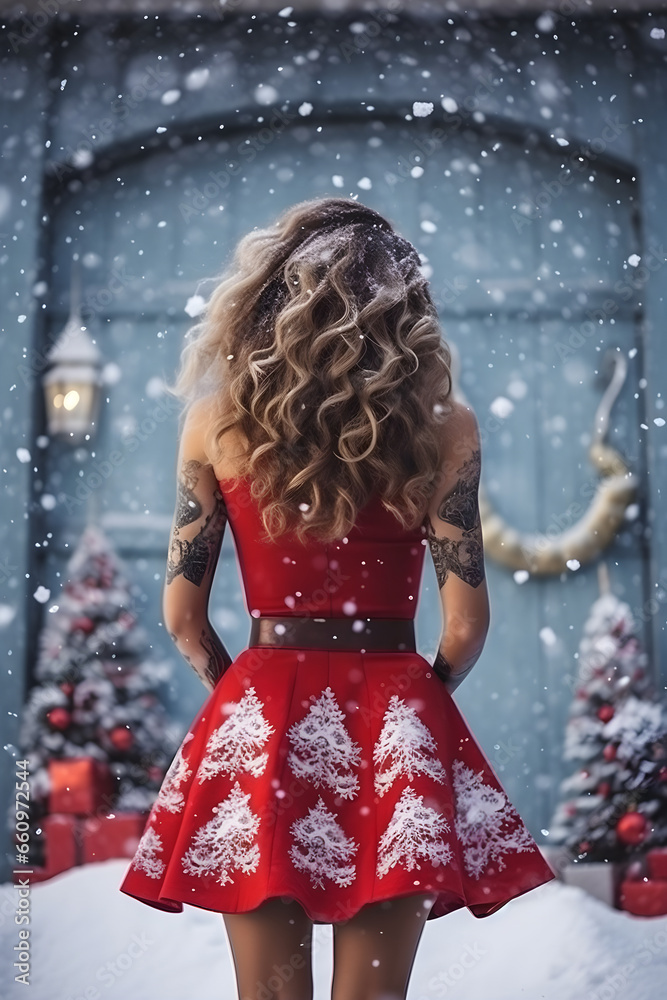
[168, 196, 453, 544]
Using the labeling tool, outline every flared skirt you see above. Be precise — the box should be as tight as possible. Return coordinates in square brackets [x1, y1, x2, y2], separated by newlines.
[119, 645, 556, 923]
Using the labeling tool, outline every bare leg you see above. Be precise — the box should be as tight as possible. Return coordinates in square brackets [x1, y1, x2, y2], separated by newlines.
[222, 896, 314, 1000]
[331, 892, 436, 1000]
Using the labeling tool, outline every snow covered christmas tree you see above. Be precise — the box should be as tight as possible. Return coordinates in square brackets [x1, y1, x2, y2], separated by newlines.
[549, 563, 667, 863]
[15, 523, 181, 846]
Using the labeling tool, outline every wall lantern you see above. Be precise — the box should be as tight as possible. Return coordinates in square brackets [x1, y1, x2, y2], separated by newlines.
[41, 262, 103, 444]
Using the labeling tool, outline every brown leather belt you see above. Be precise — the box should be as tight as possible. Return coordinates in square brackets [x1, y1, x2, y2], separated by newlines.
[249, 615, 416, 652]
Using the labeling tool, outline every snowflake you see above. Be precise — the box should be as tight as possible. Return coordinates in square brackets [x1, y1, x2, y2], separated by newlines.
[181, 781, 261, 886]
[131, 824, 165, 879]
[376, 785, 453, 878]
[453, 759, 537, 879]
[289, 796, 358, 889]
[197, 687, 275, 782]
[373, 694, 447, 796]
[154, 732, 194, 814]
[287, 686, 362, 799]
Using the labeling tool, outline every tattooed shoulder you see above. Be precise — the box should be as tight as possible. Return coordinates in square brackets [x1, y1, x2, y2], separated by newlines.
[174, 459, 205, 529]
[166, 461, 228, 587]
[424, 446, 485, 590]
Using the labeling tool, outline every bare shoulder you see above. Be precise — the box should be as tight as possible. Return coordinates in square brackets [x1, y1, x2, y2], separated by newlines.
[185, 393, 217, 428]
[180, 395, 217, 464]
[437, 399, 482, 468]
[441, 398, 479, 432]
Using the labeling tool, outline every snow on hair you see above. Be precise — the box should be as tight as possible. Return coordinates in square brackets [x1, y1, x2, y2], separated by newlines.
[167, 196, 454, 544]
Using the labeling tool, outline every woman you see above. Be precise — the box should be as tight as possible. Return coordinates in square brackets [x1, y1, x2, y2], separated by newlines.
[119, 196, 555, 1000]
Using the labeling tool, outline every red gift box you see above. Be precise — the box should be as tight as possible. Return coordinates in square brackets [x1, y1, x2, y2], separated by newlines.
[81, 812, 149, 864]
[48, 757, 115, 815]
[18, 814, 84, 884]
[646, 847, 667, 881]
[619, 878, 667, 917]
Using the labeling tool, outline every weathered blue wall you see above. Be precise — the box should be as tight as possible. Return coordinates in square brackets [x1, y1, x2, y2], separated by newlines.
[1, 9, 666, 884]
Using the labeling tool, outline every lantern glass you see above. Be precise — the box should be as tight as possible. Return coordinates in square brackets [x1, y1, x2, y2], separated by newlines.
[43, 369, 102, 442]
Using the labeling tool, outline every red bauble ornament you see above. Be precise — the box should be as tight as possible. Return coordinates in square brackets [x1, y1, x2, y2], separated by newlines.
[658, 766, 667, 783]
[110, 726, 133, 751]
[597, 704, 615, 723]
[47, 707, 71, 731]
[616, 811, 648, 846]
[597, 782, 611, 798]
[60, 682, 75, 697]
[579, 841, 591, 853]
[72, 616, 95, 634]
[603, 744, 617, 762]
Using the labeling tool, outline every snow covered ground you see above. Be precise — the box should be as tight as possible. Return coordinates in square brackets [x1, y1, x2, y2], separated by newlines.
[2, 861, 666, 1000]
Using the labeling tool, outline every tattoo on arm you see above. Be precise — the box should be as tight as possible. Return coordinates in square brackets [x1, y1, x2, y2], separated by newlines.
[166, 459, 228, 586]
[168, 627, 232, 691]
[424, 447, 485, 589]
[199, 628, 232, 689]
[432, 649, 454, 683]
[173, 459, 203, 528]
[432, 648, 476, 692]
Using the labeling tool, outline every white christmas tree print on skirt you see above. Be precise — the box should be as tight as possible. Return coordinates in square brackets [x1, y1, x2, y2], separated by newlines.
[373, 694, 448, 797]
[153, 732, 194, 815]
[287, 686, 363, 800]
[289, 796, 359, 889]
[181, 781, 261, 886]
[196, 686, 275, 782]
[376, 785, 453, 879]
[131, 824, 166, 880]
[453, 759, 537, 879]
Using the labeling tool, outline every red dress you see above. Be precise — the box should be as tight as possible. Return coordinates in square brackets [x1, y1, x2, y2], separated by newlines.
[119, 477, 555, 923]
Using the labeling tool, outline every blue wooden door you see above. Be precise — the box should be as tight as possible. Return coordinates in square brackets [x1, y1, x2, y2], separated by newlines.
[41, 114, 644, 836]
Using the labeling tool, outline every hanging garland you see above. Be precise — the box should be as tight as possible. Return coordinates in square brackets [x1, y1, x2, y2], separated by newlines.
[450, 346, 637, 575]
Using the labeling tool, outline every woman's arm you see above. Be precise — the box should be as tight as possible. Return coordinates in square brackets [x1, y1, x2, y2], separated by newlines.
[424, 401, 491, 694]
[162, 398, 233, 694]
